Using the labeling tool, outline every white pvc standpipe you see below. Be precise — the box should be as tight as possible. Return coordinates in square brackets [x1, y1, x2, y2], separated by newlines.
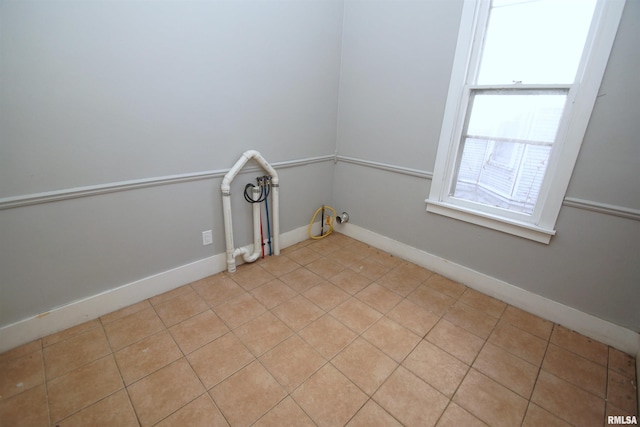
[271, 184, 280, 256]
[221, 150, 279, 273]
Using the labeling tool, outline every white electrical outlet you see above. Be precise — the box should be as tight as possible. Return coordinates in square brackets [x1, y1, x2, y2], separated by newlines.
[202, 230, 213, 246]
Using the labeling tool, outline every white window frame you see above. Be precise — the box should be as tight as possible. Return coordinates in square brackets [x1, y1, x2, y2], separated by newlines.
[426, 0, 625, 244]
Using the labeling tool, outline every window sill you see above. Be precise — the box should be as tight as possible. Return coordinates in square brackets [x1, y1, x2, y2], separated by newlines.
[425, 199, 555, 244]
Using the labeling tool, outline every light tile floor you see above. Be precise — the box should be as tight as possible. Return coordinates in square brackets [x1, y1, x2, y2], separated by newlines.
[0, 233, 637, 426]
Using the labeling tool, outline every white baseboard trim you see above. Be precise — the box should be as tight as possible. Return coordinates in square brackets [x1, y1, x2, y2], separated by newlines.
[3, 222, 637, 357]
[339, 223, 640, 356]
[0, 225, 311, 353]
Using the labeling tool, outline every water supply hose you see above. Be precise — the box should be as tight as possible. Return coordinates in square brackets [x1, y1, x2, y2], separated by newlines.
[308, 205, 337, 240]
[259, 207, 265, 259]
[264, 183, 272, 255]
[245, 176, 272, 256]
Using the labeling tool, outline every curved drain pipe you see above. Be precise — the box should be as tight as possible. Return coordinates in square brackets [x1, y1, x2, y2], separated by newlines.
[221, 150, 279, 273]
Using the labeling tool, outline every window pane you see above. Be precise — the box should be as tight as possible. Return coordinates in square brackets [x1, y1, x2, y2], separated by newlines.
[477, 0, 597, 85]
[453, 139, 551, 215]
[451, 90, 566, 215]
[466, 90, 567, 144]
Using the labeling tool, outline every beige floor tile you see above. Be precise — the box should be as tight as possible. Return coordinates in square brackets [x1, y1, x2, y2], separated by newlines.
[153, 290, 209, 327]
[407, 285, 456, 316]
[306, 236, 344, 255]
[210, 361, 286, 426]
[286, 239, 316, 251]
[187, 332, 254, 389]
[501, 306, 553, 340]
[214, 292, 266, 329]
[103, 307, 165, 351]
[0, 346, 44, 400]
[99, 300, 151, 325]
[346, 400, 403, 427]
[453, 369, 528, 427]
[279, 267, 325, 293]
[114, 331, 182, 385]
[285, 246, 322, 266]
[488, 321, 548, 366]
[259, 335, 325, 392]
[355, 283, 403, 314]
[155, 393, 229, 427]
[377, 272, 424, 298]
[43, 319, 102, 347]
[298, 314, 357, 359]
[48, 355, 123, 423]
[362, 317, 421, 362]
[436, 402, 488, 427]
[426, 319, 484, 365]
[0, 340, 41, 364]
[522, 403, 572, 427]
[542, 344, 607, 397]
[127, 358, 204, 427]
[609, 347, 637, 379]
[309, 233, 351, 256]
[304, 280, 351, 311]
[292, 364, 368, 427]
[190, 273, 245, 307]
[329, 268, 373, 294]
[607, 370, 638, 413]
[366, 250, 403, 270]
[386, 299, 440, 337]
[306, 257, 346, 279]
[396, 261, 433, 282]
[423, 274, 467, 299]
[0, 383, 49, 427]
[326, 246, 369, 267]
[458, 289, 506, 319]
[258, 254, 301, 277]
[531, 370, 605, 427]
[550, 325, 608, 366]
[473, 342, 538, 399]
[169, 309, 229, 354]
[56, 389, 138, 427]
[349, 258, 393, 281]
[44, 326, 111, 380]
[282, 239, 313, 252]
[444, 300, 499, 339]
[330, 298, 382, 334]
[253, 396, 315, 427]
[403, 340, 469, 398]
[234, 311, 293, 356]
[332, 337, 398, 395]
[374, 366, 449, 427]
[250, 279, 297, 309]
[377, 262, 432, 296]
[230, 263, 276, 291]
[271, 294, 324, 331]
[149, 285, 192, 306]
[386, 260, 433, 285]
[343, 239, 375, 254]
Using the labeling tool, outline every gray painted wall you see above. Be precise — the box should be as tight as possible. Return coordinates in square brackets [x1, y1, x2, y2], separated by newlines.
[0, 1, 343, 327]
[1, 1, 342, 197]
[334, 0, 640, 331]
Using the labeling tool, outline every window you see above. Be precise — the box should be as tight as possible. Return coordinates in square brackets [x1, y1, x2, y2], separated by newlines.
[426, 0, 624, 243]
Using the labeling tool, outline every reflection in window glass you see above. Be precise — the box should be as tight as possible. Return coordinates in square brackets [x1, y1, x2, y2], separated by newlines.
[452, 91, 566, 215]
